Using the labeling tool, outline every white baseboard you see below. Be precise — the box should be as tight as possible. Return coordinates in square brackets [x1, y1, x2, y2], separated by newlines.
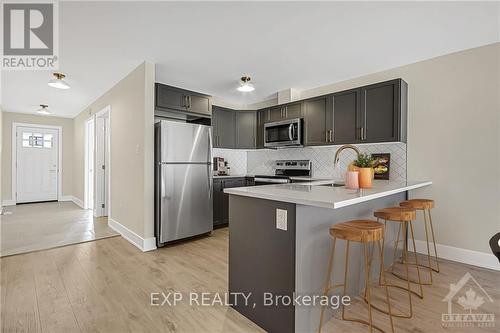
[108, 218, 156, 252]
[1, 199, 16, 206]
[71, 196, 84, 209]
[414, 240, 500, 271]
[59, 196, 84, 209]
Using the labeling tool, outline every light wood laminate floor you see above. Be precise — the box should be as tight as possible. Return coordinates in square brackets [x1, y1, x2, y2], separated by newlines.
[1, 228, 499, 333]
[0, 202, 118, 257]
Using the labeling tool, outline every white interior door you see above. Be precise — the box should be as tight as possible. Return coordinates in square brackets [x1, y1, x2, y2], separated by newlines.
[16, 126, 59, 203]
[85, 119, 95, 210]
[95, 114, 109, 217]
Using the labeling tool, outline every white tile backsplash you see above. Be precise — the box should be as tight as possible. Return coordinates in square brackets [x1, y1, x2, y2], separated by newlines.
[214, 142, 407, 181]
[212, 148, 248, 175]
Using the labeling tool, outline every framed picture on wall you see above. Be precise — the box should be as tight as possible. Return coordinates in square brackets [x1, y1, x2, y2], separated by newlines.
[371, 153, 391, 180]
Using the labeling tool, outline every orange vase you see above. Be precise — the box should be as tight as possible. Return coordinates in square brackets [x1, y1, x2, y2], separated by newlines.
[358, 168, 373, 188]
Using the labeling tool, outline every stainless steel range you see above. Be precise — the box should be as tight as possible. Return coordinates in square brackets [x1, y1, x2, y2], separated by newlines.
[254, 160, 312, 185]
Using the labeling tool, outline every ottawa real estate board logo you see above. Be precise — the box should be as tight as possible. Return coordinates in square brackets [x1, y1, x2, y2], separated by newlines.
[2, 1, 59, 70]
[442, 272, 495, 328]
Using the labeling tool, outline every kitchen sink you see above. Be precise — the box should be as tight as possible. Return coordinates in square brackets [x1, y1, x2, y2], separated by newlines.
[317, 182, 345, 187]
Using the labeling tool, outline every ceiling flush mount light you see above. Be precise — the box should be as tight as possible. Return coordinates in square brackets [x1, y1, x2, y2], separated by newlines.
[237, 76, 255, 92]
[48, 72, 70, 89]
[37, 104, 52, 115]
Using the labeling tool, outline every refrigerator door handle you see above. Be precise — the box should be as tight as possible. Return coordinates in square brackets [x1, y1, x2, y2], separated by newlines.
[208, 164, 213, 198]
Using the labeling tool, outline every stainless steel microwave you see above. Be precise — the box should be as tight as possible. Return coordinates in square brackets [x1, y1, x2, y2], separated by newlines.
[264, 118, 303, 148]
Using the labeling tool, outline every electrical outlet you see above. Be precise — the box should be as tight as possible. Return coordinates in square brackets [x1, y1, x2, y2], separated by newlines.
[276, 209, 287, 231]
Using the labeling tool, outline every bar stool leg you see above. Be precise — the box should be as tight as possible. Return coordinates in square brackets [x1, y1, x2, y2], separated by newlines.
[341, 240, 350, 322]
[363, 243, 374, 333]
[427, 209, 440, 272]
[409, 221, 424, 298]
[377, 239, 395, 333]
[318, 237, 337, 333]
[422, 209, 434, 283]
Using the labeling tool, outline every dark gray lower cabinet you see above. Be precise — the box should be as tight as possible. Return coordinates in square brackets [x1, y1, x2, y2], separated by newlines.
[303, 95, 333, 146]
[213, 177, 250, 228]
[235, 111, 256, 149]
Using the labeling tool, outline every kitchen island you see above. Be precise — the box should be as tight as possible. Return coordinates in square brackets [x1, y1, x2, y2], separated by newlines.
[225, 180, 431, 333]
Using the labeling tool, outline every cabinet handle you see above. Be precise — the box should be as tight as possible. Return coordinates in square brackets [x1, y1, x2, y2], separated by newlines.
[188, 96, 191, 108]
[329, 130, 333, 142]
[325, 131, 328, 142]
[285, 106, 288, 118]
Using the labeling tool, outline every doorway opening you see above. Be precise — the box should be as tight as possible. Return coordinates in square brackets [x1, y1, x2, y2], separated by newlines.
[83, 106, 110, 217]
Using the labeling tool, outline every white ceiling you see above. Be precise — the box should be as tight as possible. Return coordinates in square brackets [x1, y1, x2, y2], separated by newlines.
[1, 1, 499, 118]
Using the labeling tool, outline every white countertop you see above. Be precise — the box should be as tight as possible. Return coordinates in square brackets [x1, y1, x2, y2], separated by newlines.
[224, 180, 432, 209]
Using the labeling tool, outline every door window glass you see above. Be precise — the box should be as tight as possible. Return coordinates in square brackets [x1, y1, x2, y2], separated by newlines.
[21, 131, 54, 148]
[43, 134, 53, 148]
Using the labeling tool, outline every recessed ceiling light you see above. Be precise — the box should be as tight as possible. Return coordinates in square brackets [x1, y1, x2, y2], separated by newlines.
[237, 76, 255, 92]
[37, 104, 52, 115]
[48, 72, 70, 89]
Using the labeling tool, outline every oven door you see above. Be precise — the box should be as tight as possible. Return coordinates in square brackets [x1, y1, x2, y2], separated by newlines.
[264, 119, 302, 148]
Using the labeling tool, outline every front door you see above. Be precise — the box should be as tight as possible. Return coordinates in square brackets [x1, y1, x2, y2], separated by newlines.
[16, 126, 59, 203]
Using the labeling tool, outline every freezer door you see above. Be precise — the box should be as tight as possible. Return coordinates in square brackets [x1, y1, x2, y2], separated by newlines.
[160, 120, 212, 163]
[160, 163, 213, 243]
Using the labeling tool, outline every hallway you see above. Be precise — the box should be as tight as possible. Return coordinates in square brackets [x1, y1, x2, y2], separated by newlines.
[0, 201, 118, 257]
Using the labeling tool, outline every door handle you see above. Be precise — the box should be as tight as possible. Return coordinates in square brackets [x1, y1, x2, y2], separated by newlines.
[329, 130, 333, 142]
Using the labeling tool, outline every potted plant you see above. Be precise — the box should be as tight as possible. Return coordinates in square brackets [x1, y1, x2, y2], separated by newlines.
[353, 153, 374, 188]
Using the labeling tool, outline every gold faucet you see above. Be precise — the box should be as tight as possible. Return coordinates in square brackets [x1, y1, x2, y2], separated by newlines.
[334, 144, 360, 168]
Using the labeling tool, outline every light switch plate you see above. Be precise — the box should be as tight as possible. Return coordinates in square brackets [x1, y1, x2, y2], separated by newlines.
[276, 209, 287, 231]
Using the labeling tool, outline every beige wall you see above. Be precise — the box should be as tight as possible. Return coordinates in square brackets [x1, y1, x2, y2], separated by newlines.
[73, 62, 155, 238]
[1, 111, 74, 201]
[296, 43, 499, 254]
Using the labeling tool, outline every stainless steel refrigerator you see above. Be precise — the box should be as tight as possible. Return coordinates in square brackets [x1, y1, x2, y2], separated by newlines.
[154, 120, 213, 246]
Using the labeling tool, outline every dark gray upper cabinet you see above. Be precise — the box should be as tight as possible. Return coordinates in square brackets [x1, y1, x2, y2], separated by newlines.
[332, 88, 361, 144]
[256, 110, 265, 149]
[265, 102, 303, 123]
[359, 79, 407, 143]
[268, 106, 283, 122]
[155, 84, 186, 111]
[283, 102, 303, 119]
[155, 83, 212, 116]
[235, 111, 256, 149]
[303, 95, 333, 146]
[188, 94, 212, 116]
[212, 106, 235, 148]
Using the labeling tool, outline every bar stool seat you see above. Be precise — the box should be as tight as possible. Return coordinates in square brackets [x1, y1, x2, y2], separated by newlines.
[319, 220, 395, 333]
[374, 207, 416, 221]
[400, 199, 435, 210]
[330, 220, 385, 242]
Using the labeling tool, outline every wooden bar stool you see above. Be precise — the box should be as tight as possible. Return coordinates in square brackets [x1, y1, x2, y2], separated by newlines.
[400, 199, 439, 279]
[373, 207, 423, 319]
[318, 220, 394, 333]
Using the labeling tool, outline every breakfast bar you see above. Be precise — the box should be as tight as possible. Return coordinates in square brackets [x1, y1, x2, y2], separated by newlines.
[225, 180, 432, 333]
